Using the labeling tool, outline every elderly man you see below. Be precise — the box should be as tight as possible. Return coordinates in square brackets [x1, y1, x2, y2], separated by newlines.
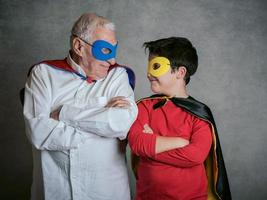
[23, 13, 137, 200]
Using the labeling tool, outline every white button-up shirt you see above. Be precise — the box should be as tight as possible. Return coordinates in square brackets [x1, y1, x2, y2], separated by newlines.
[23, 55, 138, 200]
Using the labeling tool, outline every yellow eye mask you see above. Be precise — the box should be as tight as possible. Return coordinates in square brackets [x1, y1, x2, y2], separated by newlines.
[148, 57, 171, 77]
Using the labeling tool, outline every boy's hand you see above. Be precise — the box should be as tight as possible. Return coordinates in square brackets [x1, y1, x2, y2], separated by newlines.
[178, 138, 190, 147]
[143, 124, 153, 134]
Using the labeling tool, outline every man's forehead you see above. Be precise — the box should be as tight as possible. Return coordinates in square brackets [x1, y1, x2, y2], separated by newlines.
[92, 27, 117, 44]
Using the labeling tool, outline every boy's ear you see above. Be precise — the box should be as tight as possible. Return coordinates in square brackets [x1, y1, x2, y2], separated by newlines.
[72, 38, 83, 57]
[176, 66, 187, 79]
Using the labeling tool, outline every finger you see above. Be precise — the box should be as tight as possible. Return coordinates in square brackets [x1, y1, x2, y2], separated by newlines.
[105, 100, 120, 107]
[108, 99, 130, 106]
[143, 129, 152, 133]
[147, 128, 153, 133]
[109, 96, 126, 101]
[143, 130, 153, 134]
[144, 124, 153, 133]
[106, 98, 128, 107]
[112, 102, 131, 108]
[143, 124, 150, 129]
[106, 100, 130, 108]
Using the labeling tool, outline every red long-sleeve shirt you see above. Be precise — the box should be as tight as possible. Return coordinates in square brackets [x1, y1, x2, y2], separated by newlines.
[128, 98, 212, 200]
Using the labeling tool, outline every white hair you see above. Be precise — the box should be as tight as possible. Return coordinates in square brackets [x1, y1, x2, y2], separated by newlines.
[70, 13, 115, 47]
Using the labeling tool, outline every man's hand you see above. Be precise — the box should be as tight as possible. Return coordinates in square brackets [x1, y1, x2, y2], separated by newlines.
[105, 96, 131, 109]
[50, 108, 61, 121]
[143, 124, 153, 134]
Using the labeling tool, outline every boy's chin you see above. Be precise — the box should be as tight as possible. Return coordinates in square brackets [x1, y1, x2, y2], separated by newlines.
[151, 86, 161, 94]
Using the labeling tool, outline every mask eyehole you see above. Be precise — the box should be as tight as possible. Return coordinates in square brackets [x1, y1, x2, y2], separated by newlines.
[101, 48, 111, 54]
[153, 63, 161, 70]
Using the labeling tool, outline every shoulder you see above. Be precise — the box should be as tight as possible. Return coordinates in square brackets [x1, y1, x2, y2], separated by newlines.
[108, 65, 127, 78]
[108, 64, 135, 89]
[186, 96, 215, 125]
[137, 95, 163, 103]
[28, 60, 59, 77]
[188, 96, 215, 116]
[28, 62, 48, 78]
[189, 96, 209, 106]
[136, 94, 165, 108]
[26, 61, 67, 87]
[109, 64, 134, 78]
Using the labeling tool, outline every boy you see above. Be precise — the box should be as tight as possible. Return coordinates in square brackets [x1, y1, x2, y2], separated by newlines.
[128, 37, 231, 200]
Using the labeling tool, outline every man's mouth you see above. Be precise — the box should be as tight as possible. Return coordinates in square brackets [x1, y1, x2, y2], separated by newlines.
[100, 64, 110, 69]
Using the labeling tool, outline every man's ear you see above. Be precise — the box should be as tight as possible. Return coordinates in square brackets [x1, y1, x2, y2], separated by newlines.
[72, 38, 83, 57]
[176, 66, 187, 79]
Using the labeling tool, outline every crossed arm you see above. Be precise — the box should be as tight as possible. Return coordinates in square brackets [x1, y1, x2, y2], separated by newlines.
[128, 101, 212, 168]
[24, 65, 137, 151]
[142, 124, 189, 154]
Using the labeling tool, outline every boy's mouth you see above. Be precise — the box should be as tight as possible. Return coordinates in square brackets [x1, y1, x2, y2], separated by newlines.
[147, 75, 158, 82]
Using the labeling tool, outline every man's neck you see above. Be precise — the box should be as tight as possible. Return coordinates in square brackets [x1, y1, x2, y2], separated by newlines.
[69, 50, 90, 76]
[69, 51, 81, 68]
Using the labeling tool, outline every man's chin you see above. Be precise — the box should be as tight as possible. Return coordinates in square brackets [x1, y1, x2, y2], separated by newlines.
[98, 72, 108, 79]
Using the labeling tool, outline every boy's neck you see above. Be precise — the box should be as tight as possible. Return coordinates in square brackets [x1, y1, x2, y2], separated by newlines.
[170, 92, 189, 99]
[165, 83, 189, 98]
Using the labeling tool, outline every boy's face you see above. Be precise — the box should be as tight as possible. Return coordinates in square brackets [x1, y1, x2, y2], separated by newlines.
[147, 55, 179, 95]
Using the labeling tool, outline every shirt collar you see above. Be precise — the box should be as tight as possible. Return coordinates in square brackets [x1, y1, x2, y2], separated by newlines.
[67, 52, 106, 82]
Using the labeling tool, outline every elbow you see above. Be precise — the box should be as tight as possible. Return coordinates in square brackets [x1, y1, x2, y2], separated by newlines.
[189, 152, 207, 165]
[108, 122, 130, 139]
[24, 120, 44, 150]
[127, 133, 156, 157]
[127, 132, 140, 155]
[129, 143, 154, 158]
[128, 139, 139, 155]
[26, 132, 44, 150]
[129, 144, 143, 156]
[109, 121, 131, 134]
[108, 107, 137, 133]
[26, 126, 48, 150]
[31, 141, 43, 150]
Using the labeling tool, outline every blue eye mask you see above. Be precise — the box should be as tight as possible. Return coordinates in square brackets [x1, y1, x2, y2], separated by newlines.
[91, 40, 118, 61]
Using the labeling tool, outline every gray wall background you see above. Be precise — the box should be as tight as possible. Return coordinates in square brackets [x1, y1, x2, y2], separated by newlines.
[0, 0, 266, 199]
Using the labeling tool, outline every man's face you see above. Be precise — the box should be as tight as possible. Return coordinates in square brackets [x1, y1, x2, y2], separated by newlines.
[81, 27, 117, 80]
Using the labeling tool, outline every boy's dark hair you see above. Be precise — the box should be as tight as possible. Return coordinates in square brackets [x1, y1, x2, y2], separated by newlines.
[143, 37, 198, 84]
